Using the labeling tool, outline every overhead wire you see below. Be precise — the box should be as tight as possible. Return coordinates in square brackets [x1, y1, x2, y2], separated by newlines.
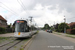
[17, 0, 39, 27]
[17, 0, 30, 16]
[20, 0, 30, 15]
[0, 2, 20, 20]
[0, 6, 18, 16]
[33, 18, 39, 28]
[0, 2, 19, 16]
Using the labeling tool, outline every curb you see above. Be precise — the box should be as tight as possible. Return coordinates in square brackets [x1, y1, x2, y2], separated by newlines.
[20, 35, 36, 50]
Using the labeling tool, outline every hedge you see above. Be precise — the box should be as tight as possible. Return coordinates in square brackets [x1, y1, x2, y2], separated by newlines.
[0, 27, 6, 34]
[66, 29, 75, 34]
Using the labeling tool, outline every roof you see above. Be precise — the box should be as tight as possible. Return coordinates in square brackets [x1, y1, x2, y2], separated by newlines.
[0, 15, 7, 22]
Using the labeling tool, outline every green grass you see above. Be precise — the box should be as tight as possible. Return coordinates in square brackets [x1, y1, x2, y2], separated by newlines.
[54, 33, 56, 34]
[23, 38, 30, 41]
[14, 46, 17, 48]
[0, 37, 10, 43]
[57, 33, 61, 35]
[20, 48, 24, 50]
[55, 33, 61, 35]
[0, 37, 10, 41]
[54, 32, 75, 38]
[66, 35, 75, 38]
[0, 37, 7, 39]
[21, 45, 23, 47]
[66, 33, 75, 35]
[53, 32, 61, 35]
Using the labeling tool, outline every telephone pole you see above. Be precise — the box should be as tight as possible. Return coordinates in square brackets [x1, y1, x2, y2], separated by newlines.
[54, 21, 55, 31]
[29, 16, 33, 30]
[29, 16, 33, 22]
[64, 16, 66, 33]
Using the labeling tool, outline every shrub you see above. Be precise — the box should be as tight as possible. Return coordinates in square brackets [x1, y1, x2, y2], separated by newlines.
[58, 23, 70, 32]
[6, 28, 12, 33]
[0, 27, 6, 34]
[66, 29, 75, 34]
[73, 28, 75, 29]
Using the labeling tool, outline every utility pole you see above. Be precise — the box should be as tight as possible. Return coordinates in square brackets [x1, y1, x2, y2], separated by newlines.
[54, 21, 55, 31]
[29, 16, 33, 31]
[29, 17, 32, 22]
[64, 16, 66, 33]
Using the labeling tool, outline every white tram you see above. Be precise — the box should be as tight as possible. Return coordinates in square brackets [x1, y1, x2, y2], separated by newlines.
[14, 20, 36, 38]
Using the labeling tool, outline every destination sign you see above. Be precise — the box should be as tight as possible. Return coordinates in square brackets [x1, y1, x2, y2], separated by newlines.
[16, 21, 24, 23]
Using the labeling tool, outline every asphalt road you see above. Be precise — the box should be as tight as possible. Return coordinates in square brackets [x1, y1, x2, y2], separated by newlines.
[26, 30, 75, 50]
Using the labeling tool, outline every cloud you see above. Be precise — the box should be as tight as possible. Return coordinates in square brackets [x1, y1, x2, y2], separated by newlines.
[29, 4, 65, 27]
[0, 0, 75, 27]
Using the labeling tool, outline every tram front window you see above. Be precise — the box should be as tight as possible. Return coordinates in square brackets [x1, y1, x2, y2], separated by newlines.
[15, 23, 25, 32]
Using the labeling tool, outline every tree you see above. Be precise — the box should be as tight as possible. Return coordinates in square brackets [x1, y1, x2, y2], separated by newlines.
[44, 24, 50, 29]
[55, 23, 59, 31]
[58, 23, 70, 32]
[7, 25, 11, 28]
[50, 26, 54, 30]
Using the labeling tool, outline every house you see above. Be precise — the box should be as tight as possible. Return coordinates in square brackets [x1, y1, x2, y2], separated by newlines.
[0, 15, 7, 28]
[69, 22, 75, 29]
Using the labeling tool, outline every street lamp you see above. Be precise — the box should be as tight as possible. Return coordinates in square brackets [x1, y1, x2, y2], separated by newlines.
[64, 16, 66, 33]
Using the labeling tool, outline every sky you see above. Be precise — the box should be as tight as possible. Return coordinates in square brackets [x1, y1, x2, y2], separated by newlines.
[0, 0, 75, 27]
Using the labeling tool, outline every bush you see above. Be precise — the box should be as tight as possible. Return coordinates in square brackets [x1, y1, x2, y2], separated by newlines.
[0, 27, 6, 34]
[66, 29, 75, 34]
[6, 28, 12, 33]
[73, 28, 75, 29]
[58, 23, 70, 32]
[55, 29, 59, 32]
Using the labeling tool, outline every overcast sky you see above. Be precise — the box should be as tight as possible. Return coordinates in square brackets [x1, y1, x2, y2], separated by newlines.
[0, 0, 75, 27]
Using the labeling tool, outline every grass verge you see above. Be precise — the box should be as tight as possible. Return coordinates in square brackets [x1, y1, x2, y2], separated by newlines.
[53, 32, 61, 35]
[0, 37, 11, 43]
[54, 32, 75, 38]
[0, 37, 10, 40]
[66, 35, 75, 38]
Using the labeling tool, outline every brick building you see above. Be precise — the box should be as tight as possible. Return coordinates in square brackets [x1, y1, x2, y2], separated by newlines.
[0, 15, 7, 28]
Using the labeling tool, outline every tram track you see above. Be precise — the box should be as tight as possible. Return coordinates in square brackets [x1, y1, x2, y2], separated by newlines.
[0, 32, 38, 50]
[0, 38, 24, 50]
[6, 40, 23, 50]
[0, 38, 17, 47]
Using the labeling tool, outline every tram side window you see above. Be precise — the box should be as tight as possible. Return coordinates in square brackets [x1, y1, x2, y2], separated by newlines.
[25, 25, 29, 32]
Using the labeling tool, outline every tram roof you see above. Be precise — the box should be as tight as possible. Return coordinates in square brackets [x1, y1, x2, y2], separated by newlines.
[15, 19, 27, 23]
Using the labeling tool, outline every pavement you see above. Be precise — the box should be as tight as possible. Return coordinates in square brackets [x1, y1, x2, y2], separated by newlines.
[25, 30, 75, 50]
[0, 33, 14, 37]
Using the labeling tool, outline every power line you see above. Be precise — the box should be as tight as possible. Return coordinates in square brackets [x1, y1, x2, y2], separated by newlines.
[19, 0, 30, 15]
[0, 6, 20, 20]
[0, 2, 21, 20]
[0, 6, 18, 16]
[0, 2, 19, 16]
[17, 0, 38, 27]
[29, 16, 33, 22]
[17, 0, 30, 16]
[32, 18, 39, 28]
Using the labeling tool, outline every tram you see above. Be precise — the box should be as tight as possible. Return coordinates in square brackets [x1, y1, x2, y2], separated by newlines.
[14, 19, 34, 38]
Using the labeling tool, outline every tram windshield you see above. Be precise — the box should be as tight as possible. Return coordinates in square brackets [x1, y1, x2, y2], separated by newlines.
[15, 22, 26, 32]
